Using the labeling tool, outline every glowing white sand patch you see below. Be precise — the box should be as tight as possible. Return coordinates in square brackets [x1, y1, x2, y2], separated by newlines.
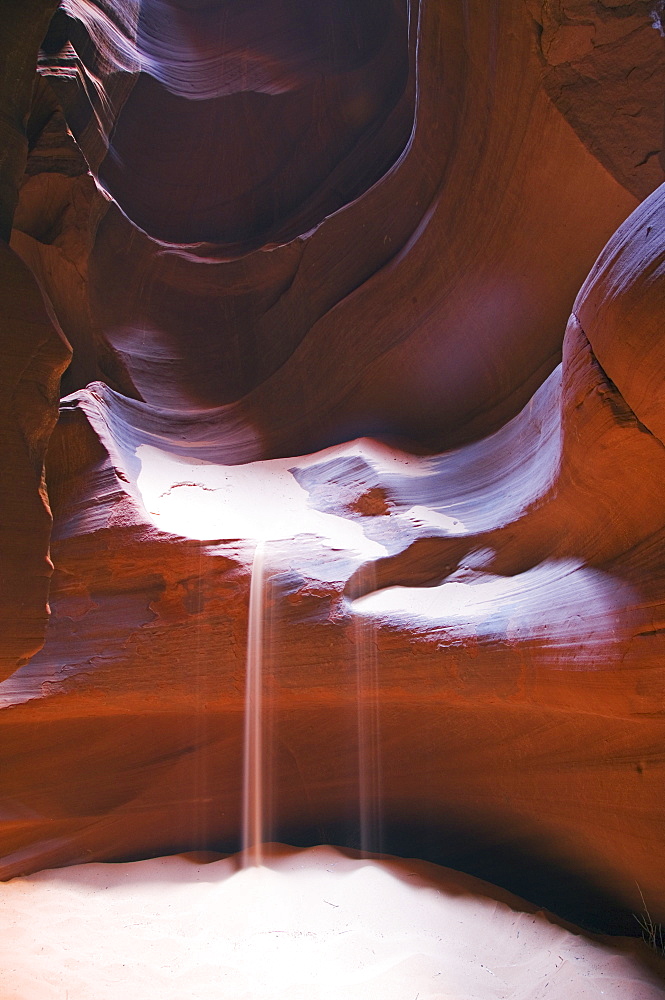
[135, 444, 387, 557]
[355, 580, 478, 619]
[352, 560, 638, 663]
[135, 438, 469, 556]
[0, 847, 661, 1000]
[352, 559, 631, 622]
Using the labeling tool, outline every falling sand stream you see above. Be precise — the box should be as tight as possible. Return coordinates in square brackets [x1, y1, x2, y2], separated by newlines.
[354, 561, 383, 857]
[242, 544, 383, 864]
[242, 540, 266, 867]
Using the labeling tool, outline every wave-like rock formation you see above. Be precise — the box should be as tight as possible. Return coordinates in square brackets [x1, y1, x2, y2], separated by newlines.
[49, 0, 413, 248]
[1, 0, 665, 952]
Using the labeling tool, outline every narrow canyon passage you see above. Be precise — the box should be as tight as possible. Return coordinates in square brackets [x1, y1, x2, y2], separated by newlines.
[1, 0, 665, 997]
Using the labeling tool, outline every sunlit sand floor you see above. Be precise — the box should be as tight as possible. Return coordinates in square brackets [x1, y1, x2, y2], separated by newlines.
[1, 845, 663, 999]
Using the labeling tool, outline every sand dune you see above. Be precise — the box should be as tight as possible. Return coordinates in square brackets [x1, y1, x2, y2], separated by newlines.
[1, 846, 663, 999]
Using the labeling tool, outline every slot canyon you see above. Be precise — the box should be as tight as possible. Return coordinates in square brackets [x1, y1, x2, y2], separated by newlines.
[1, 0, 665, 996]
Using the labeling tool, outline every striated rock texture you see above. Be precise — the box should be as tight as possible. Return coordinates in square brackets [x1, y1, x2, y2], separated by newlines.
[0, 1, 72, 678]
[1, 0, 665, 942]
[43, 0, 414, 249]
[26, 0, 639, 428]
[525, 0, 665, 200]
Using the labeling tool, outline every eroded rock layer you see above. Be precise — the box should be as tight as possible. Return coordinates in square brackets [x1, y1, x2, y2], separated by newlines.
[27, 0, 639, 428]
[526, 0, 665, 200]
[0, 1, 72, 677]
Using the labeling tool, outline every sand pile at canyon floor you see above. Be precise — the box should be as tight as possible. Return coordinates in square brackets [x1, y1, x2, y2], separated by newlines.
[1, 845, 663, 1000]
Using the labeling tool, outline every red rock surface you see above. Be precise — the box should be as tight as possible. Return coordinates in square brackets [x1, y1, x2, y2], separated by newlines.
[525, 0, 665, 200]
[0, 1, 71, 678]
[1, 0, 665, 946]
